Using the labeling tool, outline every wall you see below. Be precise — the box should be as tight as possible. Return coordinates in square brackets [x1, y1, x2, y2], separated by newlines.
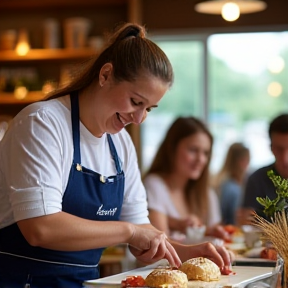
[141, 0, 288, 32]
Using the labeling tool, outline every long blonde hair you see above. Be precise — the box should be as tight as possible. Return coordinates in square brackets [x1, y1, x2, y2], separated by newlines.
[144, 117, 213, 223]
[213, 142, 250, 192]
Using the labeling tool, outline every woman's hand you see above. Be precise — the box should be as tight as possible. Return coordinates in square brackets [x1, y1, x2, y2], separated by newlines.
[236, 208, 255, 225]
[206, 224, 231, 242]
[127, 224, 181, 268]
[169, 215, 202, 234]
[171, 241, 233, 270]
[193, 242, 232, 268]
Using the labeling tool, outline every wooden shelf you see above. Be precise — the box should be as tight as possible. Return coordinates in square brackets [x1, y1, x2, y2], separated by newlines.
[0, 0, 126, 9]
[0, 91, 46, 104]
[0, 48, 98, 62]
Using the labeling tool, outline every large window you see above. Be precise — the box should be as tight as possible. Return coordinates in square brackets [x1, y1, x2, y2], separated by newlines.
[141, 39, 204, 172]
[141, 31, 288, 174]
[208, 32, 288, 172]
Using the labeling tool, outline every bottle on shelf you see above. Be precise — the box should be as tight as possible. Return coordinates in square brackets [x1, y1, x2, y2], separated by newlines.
[43, 18, 60, 49]
[0, 29, 17, 51]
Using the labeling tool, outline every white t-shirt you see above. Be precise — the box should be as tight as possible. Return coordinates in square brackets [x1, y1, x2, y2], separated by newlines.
[0, 95, 149, 228]
[144, 174, 221, 227]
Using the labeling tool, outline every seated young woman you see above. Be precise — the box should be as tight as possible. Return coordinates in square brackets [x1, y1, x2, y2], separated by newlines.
[143, 116, 231, 242]
[212, 142, 250, 225]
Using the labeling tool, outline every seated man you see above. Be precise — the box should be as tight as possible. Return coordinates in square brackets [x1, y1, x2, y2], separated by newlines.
[239, 114, 288, 223]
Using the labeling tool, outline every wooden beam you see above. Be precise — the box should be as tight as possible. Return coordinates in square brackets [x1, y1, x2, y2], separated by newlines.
[126, 0, 143, 170]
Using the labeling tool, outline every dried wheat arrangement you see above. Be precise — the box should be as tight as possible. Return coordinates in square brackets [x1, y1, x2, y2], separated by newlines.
[254, 170, 288, 287]
[253, 210, 288, 258]
[253, 210, 288, 287]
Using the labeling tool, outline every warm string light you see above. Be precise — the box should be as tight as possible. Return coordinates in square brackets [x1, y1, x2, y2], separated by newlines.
[15, 29, 30, 56]
[267, 56, 285, 98]
[267, 82, 282, 98]
[267, 56, 285, 74]
[14, 86, 28, 100]
[15, 42, 30, 56]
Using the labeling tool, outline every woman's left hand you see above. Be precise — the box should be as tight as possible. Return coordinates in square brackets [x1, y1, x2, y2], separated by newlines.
[206, 224, 231, 242]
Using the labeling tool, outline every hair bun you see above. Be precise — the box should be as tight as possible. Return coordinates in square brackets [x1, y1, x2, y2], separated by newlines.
[111, 23, 146, 43]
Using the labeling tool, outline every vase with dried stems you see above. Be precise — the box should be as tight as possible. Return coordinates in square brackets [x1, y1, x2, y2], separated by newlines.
[254, 170, 288, 288]
[254, 210, 288, 287]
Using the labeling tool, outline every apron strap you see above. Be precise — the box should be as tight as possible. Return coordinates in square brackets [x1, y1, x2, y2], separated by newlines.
[107, 134, 122, 174]
[70, 91, 122, 174]
[70, 92, 81, 164]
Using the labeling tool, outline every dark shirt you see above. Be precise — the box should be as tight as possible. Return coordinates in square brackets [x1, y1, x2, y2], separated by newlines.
[242, 163, 277, 219]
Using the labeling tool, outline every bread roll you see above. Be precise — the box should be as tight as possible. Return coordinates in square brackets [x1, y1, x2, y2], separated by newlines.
[179, 257, 221, 282]
[145, 269, 188, 288]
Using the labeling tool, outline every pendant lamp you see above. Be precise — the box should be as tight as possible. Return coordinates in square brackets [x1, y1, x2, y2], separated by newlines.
[195, 0, 267, 22]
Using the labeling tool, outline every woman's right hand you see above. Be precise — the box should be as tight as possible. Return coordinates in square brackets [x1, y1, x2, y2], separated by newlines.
[206, 224, 231, 242]
[171, 240, 232, 270]
[127, 224, 181, 268]
[185, 215, 202, 227]
[169, 215, 202, 234]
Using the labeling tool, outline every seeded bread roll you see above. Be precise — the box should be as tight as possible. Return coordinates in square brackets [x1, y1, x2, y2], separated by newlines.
[179, 257, 221, 282]
[145, 269, 188, 288]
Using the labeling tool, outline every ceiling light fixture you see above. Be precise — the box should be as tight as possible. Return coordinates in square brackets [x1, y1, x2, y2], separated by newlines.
[195, 0, 267, 22]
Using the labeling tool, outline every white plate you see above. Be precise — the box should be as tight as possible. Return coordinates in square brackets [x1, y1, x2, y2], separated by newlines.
[225, 242, 247, 252]
[83, 259, 276, 288]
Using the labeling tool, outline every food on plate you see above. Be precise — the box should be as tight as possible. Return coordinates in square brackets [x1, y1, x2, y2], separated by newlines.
[223, 224, 238, 235]
[221, 266, 236, 275]
[224, 225, 242, 237]
[145, 268, 188, 288]
[243, 247, 264, 258]
[260, 247, 278, 260]
[243, 246, 277, 261]
[122, 257, 237, 287]
[223, 225, 243, 244]
[179, 257, 221, 281]
[121, 275, 146, 287]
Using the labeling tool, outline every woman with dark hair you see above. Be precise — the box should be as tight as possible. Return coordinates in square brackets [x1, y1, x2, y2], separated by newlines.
[144, 117, 230, 241]
[0, 23, 231, 287]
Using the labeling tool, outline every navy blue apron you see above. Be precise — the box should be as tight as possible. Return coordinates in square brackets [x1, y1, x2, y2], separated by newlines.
[0, 91, 125, 287]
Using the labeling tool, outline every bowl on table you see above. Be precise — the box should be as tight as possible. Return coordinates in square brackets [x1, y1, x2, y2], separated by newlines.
[241, 225, 263, 248]
[186, 225, 206, 242]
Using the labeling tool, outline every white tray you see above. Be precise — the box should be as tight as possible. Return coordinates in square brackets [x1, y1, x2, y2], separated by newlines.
[83, 259, 277, 288]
